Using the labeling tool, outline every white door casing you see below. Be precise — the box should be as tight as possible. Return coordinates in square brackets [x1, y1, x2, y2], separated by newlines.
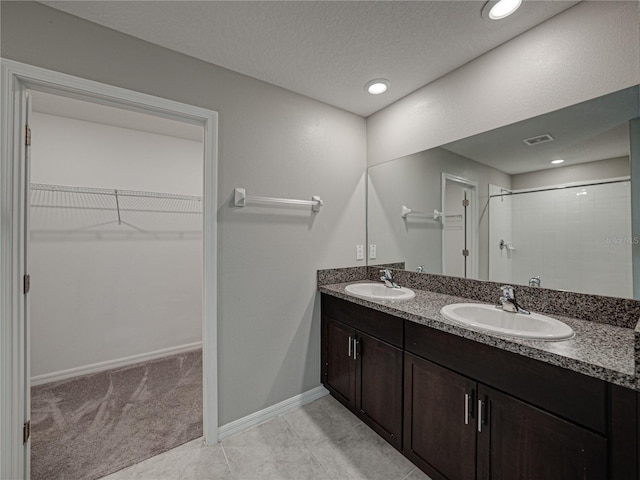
[441, 173, 478, 279]
[1, 59, 219, 480]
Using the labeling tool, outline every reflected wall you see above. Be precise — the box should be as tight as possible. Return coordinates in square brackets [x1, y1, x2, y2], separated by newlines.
[367, 147, 510, 279]
[367, 86, 639, 298]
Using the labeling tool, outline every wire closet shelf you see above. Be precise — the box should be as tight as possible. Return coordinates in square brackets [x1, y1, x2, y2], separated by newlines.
[30, 183, 203, 239]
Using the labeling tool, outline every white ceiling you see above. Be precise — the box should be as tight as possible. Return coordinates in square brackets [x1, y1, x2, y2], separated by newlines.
[40, 0, 580, 117]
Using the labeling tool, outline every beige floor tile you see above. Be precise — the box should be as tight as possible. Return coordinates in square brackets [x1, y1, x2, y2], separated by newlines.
[99, 395, 423, 480]
[99, 449, 189, 479]
[100, 438, 210, 479]
[222, 416, 330, 480]
[284, 394, 362, 447]
[403, 467, 435, 480]
[179, 443, 233, 480]
[310, 422, 416, 480]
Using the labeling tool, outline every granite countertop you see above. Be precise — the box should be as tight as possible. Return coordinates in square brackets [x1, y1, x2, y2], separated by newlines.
[320, 281, 636, 390]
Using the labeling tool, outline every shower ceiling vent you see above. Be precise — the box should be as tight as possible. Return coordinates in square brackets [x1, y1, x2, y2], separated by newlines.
[522, 133, 554, 146]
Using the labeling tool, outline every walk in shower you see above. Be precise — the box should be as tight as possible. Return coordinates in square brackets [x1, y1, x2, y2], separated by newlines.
[489, 178, 632, 298]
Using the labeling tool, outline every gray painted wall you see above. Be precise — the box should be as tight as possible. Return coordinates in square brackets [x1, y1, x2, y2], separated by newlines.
[3, 0, 639, 427]
[368, 148, 510, 280]
[1, 1, 367, 425]
[367, 1, 640, 167]
[511, 157, 630, 190]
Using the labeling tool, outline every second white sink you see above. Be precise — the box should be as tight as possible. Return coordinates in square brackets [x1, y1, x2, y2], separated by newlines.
[345, 283, 416, 301]
[440, 303, 574, 341]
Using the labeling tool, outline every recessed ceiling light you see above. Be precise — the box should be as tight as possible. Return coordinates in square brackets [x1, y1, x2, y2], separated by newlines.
[365, 79, 390, 95]
[550, 159, 565, 165]
[482, 0, 523, 20]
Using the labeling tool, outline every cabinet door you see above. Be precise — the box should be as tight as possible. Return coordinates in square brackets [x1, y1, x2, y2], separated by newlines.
[477, 385, 607, 480]
[403, 353, 477, 480]
[324, 317, 356, 408]
[355, 331, 403, 448]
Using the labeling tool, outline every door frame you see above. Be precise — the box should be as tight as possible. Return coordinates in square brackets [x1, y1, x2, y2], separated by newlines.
[1, 59, 219, 480]
[441, 173, 478, 279]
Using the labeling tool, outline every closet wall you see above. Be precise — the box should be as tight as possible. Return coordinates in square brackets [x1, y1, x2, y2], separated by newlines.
[29, 109, 204, 382]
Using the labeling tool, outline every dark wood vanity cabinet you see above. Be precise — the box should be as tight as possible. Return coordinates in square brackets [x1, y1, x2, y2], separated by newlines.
[324, 318, 357, 409]
[321, 295, 403, 448]
[321, 293, 638, 480]
[477, 385, 607, 480]
[404, 352, 607, 480]
[404, 353, 477, 480]
[405, 319, 640, 480]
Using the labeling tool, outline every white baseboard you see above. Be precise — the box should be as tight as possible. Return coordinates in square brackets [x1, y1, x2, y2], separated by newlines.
[218, 385, 329, 441]
[30, 341, 202, 386]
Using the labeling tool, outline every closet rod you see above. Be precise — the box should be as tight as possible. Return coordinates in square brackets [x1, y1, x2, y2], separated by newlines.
[234, 187, 323, 212]
[31, 183, 202, 202]
[30, 205, 202, 215]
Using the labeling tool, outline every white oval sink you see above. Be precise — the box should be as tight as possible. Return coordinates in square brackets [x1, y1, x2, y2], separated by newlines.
[440, 303, 574, 341]
[345, 283, 416, 301]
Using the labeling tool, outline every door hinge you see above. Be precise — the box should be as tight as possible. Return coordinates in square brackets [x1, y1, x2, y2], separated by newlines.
[23, 420, 31, 444]
[23, 274, 30, 294]
[462, 198, 470, 207]
[462, 249, 469, 257]
[25, 126, 31, 146]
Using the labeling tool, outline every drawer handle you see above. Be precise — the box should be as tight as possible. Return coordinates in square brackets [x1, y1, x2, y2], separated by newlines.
[348, 336, 352, 357]
[353, 338, 358, 360]
[478, 399, 484, 433]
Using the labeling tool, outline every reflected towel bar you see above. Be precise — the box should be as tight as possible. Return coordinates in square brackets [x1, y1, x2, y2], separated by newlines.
[401, 205, 442, 220]
[234, 188, 323, 212]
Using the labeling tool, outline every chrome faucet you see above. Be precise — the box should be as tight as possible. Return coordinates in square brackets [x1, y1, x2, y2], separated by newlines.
[380, 269, 400, 288]
[497, 285, 530, 314]
[529, 276, 541, 287]
[417, 265, 425, 273]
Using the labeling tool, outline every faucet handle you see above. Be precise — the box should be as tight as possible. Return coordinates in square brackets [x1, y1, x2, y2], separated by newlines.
[499, 285, 515, 298]
[380, 269, 392, 277]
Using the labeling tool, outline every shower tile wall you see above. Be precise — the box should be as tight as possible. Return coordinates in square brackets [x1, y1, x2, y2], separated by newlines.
[490, 181, 632, 298]
[488, 185, 513, 283]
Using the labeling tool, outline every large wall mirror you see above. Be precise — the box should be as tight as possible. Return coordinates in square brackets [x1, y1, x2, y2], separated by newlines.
[367, 85, 639, 299]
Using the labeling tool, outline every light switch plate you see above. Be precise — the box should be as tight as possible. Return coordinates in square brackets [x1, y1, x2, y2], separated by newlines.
[356, 245, 364, 260]
[369, 244, 377, 259]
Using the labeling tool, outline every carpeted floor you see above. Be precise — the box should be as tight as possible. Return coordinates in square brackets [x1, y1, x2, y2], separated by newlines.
[31, 349, 203, 480]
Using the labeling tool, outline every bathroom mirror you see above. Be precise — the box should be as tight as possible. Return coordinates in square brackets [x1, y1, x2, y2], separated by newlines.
[367, 85, 639, 299]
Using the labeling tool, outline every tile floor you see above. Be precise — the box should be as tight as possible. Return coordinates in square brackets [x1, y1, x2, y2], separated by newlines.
[99, 394, 433, 480]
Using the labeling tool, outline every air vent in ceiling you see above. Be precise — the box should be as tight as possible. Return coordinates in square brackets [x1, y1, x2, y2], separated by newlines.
[522, 133, 554, 146]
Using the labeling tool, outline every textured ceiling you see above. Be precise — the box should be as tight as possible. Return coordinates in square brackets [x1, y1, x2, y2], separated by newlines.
[40, 0, 580, 117]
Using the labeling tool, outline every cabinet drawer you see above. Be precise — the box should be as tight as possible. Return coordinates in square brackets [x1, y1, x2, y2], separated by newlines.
[405, 320, 607, 434]
[321, 294, 403, 348]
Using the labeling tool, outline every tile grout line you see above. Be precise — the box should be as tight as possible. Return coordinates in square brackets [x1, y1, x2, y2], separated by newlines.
[281, 411, 334, 478]
[401, 467, 418, 480]
[220, 442, 233, 475]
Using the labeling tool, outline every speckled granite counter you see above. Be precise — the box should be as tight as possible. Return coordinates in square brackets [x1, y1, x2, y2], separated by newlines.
[319, 281, 636, 390]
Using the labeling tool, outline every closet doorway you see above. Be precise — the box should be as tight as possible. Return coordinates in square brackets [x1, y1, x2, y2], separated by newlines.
[27, 90, 206, 480]
[0, 59, 218, 479]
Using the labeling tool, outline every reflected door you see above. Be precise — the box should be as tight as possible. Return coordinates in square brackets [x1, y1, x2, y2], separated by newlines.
[443, 175, 475, 278]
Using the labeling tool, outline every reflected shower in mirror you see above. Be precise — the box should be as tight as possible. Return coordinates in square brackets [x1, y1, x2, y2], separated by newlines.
[367, 85, 639, 298]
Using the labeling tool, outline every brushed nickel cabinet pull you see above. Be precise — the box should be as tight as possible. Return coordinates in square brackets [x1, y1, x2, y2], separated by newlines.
[464, 393, 470, 425]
